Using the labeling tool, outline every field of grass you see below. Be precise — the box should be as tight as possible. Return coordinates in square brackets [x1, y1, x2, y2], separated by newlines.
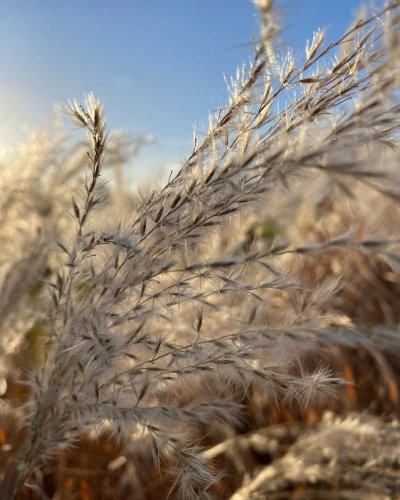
[1, 1, 400, 498]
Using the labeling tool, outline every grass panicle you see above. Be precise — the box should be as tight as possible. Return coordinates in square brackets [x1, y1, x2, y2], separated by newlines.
[1, 1, 400, 498]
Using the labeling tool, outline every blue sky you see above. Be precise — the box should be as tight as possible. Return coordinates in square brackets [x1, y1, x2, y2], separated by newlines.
[0, 0, 366, 172]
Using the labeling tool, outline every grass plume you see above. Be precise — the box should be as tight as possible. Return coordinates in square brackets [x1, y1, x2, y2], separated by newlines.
[1, 1, 400, 498]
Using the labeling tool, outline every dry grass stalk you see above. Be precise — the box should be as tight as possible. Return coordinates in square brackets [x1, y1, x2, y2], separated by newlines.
[1, 1, 400, 498]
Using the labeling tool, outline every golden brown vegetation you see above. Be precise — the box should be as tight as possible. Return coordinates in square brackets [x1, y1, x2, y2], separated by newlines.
[1, 1, 400, 498]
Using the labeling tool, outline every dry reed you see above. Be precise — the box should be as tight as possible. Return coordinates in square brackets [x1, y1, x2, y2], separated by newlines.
[1, 1, 400, 498]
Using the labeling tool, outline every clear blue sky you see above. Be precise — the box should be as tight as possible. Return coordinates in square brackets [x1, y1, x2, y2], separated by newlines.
[0, 0, 367, 172]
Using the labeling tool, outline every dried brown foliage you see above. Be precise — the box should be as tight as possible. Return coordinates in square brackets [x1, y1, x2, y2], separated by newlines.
[1, 1, 400, 498]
